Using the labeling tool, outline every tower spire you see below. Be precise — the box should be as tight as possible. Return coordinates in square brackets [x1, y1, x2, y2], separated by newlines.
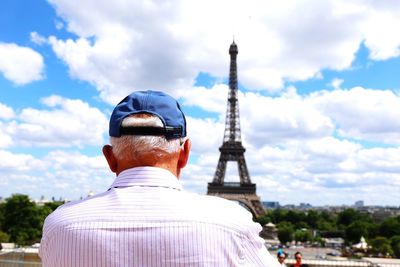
[224, 41, 241, 143]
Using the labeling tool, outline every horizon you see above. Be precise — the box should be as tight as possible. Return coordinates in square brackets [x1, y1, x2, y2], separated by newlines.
[1, 0, 400, 206]
[2, 193, 400, 208]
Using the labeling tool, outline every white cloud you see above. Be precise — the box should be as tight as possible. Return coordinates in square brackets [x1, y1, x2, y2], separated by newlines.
[47, 0, 195, 104]
[1, 117, 399, 205]
[0, 43, 44, 85]
[0, 149, 111, 200]
[30, 32, 47, 45]
[357, 147, 400, 173]
[183, 136, 400, 205]
[242, 137, 400, 205]
[1, 95, 108, 148]
[177, 86, 400, 205]
[0, 103, 15, 119]
[309, 87, 400, 144]
[46, 150, 106, 171]
[180, 84, 228, 114]
[55, 19, 64, 30]
[362, 3, 400, 60]
[330, 78, 344, 90]
[45, 0, 400, 102]
[186, 116, 224, 155]
[240, 91, 334, 145]
[0, 104, 16, 148]
[0, 150, 47, 172]
[0, 124, 13, 148]
[183, 86, 400, 149]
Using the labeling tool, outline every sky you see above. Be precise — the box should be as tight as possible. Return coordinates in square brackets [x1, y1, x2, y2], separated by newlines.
[1, 0, 400, 206]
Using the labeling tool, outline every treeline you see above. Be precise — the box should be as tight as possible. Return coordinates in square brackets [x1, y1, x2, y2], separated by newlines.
[256, 208, 400, 257]
[1, 193, 399, 258]
[0, 194, 63, 246]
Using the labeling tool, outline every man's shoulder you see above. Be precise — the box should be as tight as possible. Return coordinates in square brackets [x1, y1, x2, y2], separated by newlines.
[44, 192, 109, 224]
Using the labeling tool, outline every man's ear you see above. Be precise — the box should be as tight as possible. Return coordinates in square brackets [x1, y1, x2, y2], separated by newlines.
[178, 139, 191, 169]
[102, 145, 118, 173]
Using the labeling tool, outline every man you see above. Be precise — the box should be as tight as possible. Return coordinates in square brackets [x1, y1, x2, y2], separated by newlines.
[292, 251, 309, 267]
[277, 249, 287, 266]
[40, 90, 279, 266]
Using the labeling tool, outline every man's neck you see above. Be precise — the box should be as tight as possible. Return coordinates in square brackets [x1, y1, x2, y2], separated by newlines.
[117, 161, 179, 179]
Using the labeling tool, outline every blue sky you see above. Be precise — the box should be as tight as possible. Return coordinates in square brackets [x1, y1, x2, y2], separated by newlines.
[1, 0, 400, 206]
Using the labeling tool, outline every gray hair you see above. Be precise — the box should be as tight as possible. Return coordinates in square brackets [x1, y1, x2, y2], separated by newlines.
[110, 114, 184, 161]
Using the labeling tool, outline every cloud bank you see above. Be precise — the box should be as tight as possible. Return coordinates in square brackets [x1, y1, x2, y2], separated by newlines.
[45, 0, 400, 104]
[0, 43, 44, 85]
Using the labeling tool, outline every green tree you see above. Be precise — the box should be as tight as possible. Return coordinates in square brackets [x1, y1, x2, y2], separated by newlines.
[270, 209, 287, 224]
[306, 210, 319, 229]
[391, 235, 400, 258]
[320, 229, 345, 239]
[370, 236, 393, 257]
[379, 217, 400, 238]
[255, 212, 272, 226]
[277, 222, 294, 244]
[294, 229, 312, 243]
[295, 221, 310, 230]
[44, 201, 64, 212]
[321, 210, 336, 222]
[345, 220, 371, 244]
[0, 202, 5, 230]
[286, 210, 308, 228]
[366, 223, 379, 239]
[316, 211, 340, 238]
[3, 194, 43, 245]
[337, 209, 371, 227]
[316, 218, 335, 232]
[0, 231, 10, 242]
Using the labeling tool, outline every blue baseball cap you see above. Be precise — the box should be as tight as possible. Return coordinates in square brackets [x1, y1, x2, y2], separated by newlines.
[277, 249, 286, 257]
[109, 90, 186, 140]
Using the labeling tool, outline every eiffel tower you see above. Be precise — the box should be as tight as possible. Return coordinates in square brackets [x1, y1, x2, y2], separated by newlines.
[207, 41, 265, 217]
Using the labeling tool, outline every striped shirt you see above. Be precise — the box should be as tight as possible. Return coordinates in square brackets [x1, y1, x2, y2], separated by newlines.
[40, 167, 279, 267]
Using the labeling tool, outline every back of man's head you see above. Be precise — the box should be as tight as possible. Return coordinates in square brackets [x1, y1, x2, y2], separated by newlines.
[104, 90, 189, 174]
[110, 113, 184, 162]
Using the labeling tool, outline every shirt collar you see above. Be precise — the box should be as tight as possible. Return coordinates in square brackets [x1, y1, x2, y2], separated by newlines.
[109, 166, 182, 191]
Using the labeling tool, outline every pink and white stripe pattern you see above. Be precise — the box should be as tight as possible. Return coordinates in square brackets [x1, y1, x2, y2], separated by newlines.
[40, 167, 279, 267]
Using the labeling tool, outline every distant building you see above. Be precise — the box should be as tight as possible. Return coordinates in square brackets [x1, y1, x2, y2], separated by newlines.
[262, 201, 280, 209]
[354, 200, 364, 208]
[323, 237, 344, 248]
[33, 196, 52, 206]
[283, 204, 296, 209]
[299, 203, 312, 209]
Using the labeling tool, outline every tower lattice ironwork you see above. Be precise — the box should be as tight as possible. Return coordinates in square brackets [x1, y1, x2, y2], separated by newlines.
[207, 41, 265, 217]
